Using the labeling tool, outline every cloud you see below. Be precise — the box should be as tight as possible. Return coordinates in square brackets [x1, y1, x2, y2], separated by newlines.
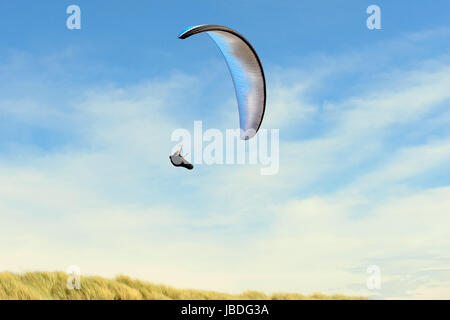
[254, 186, 450, 298]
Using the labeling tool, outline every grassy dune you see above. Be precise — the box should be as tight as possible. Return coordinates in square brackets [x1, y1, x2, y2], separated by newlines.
[0, 272, 368, 300]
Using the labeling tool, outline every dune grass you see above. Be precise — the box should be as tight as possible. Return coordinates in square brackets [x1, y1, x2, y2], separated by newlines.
[0, 271, 369, 300]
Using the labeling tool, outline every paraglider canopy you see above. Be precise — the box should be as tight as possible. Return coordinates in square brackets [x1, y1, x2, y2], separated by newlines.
[179, 25, 266, 140]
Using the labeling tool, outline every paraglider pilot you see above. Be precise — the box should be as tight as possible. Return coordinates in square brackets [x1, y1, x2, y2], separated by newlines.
[170, 145, 194, 170]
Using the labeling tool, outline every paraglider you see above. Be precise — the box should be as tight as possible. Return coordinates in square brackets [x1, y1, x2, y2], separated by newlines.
[178, 24, 266, 140]
[170, 145, 194, 170]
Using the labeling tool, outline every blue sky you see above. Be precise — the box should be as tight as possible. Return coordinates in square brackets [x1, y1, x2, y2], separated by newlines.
[1, 1, 450, 299]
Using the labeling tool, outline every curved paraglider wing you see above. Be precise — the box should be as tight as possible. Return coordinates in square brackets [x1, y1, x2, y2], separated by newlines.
[179, 25, 266, 140]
